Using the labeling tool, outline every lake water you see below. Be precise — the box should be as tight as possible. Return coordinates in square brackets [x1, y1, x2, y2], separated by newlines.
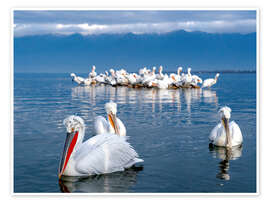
[13, 72, 257, 193]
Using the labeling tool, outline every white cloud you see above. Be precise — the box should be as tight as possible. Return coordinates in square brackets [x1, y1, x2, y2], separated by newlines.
[14, 19, 256, 37]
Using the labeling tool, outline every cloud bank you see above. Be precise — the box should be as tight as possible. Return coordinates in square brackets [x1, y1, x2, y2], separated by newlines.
[13, 10, 256, 36]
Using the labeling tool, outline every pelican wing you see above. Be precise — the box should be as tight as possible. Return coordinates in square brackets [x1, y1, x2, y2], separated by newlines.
[75, 133, 143, 175]
[230, 121, 243, 146]
[209, 123, 222, 142]
[77, 76, 85, 83]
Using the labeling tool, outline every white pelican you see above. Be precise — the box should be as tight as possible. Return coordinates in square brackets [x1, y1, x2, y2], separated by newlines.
[106, 69, 117, 86]
[142, 67, 157, 86]
[202, 73, 220, 88]
[94, 101, 126, 137]
[127, 73, 139, 85]
[156, 66, 164, 80]
[209, 106, 243, 148]
[70, 73, 85, 85]
[89, 65, 97, 78]
[170, 67, 182, 83]
[182, 67, 193, 87]
[58, 115, 143, 178]
[157, 75, 171, 89]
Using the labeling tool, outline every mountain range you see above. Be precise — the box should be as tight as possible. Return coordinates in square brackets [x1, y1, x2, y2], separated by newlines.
[14, 30, 256, 73]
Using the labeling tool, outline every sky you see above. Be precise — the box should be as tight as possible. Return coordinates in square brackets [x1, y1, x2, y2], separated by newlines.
[13, 10, 256, 37]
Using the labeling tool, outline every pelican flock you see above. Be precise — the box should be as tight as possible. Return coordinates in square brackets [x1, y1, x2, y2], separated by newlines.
[70, 65, 218, 89]
[58, 102, 143, 178]
[59, 66, 245, 180]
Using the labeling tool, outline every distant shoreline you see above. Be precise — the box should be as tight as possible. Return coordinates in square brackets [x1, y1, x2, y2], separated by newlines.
[14, 70, 256, 74]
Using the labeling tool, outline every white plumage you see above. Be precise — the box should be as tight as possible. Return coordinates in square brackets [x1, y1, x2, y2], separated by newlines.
[95, 101, 126, 137]
[70, 73, 85, 85]
[59, 115, 143, 178]
[202, 73, 220, 88]
[209, 106, 243, 148]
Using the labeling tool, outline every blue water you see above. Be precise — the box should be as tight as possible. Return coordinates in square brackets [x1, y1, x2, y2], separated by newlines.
[14, 72, 256, 193]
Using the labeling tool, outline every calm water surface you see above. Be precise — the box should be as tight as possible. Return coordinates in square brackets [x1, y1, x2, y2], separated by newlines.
[14, 73, 256, 193]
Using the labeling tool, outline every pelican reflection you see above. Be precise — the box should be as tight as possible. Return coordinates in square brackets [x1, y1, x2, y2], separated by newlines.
[59, 166, 143, 193]
[71, 85, 217, 115]
[209, 144, 242, 180]
[203, 89, 218, 106]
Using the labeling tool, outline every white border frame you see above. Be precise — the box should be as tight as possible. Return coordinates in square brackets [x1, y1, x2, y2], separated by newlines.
[10, 7, 260, 196]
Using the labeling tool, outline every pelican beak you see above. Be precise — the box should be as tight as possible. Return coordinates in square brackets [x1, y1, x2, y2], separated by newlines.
[222, 117, 229, 131]
[108, 112, 120, 136]
[58, 130, 78, 179]
[222, 117, 231, 148]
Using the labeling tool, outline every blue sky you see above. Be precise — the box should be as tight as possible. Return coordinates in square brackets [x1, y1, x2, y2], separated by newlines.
[13, 10, 256, 37]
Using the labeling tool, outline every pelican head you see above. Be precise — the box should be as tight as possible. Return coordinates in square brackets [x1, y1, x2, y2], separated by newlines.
[215, 73, 220, 80]
[92, 65, 96, 71]
[219, 106, 231, 120]
[105, 71, 109, 76]
[105, 101, 120, 135]
[218, 106, 232, 148]
[70, 73, 76, 78]
[187, 67, 191, 74]
[59, 116, 85, 179]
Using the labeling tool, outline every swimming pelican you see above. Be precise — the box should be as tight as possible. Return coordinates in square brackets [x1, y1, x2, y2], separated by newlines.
[95, 101, 126, 137]
[209, 106, 243, 148]
[202, 73, 220, 88]
[58, 115, 143, 178]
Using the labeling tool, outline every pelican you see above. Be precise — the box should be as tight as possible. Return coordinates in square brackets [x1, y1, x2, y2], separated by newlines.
[209, 106, 243, 148]
[58, 114, 143, 178]
[182, 67, 193, 87]
[127, 73, 138, 85]
[94, 101, 126, 137]
[202, 73, 220, 88]
[89, 65, 97, 78]
[157, 75, 171, 89]
[142, 67, 156, 87]
[70, 73, 85, 85]
[156, 66, 164, 80]
[106, 69, 117, 86]
[170, 67, 182, 83]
